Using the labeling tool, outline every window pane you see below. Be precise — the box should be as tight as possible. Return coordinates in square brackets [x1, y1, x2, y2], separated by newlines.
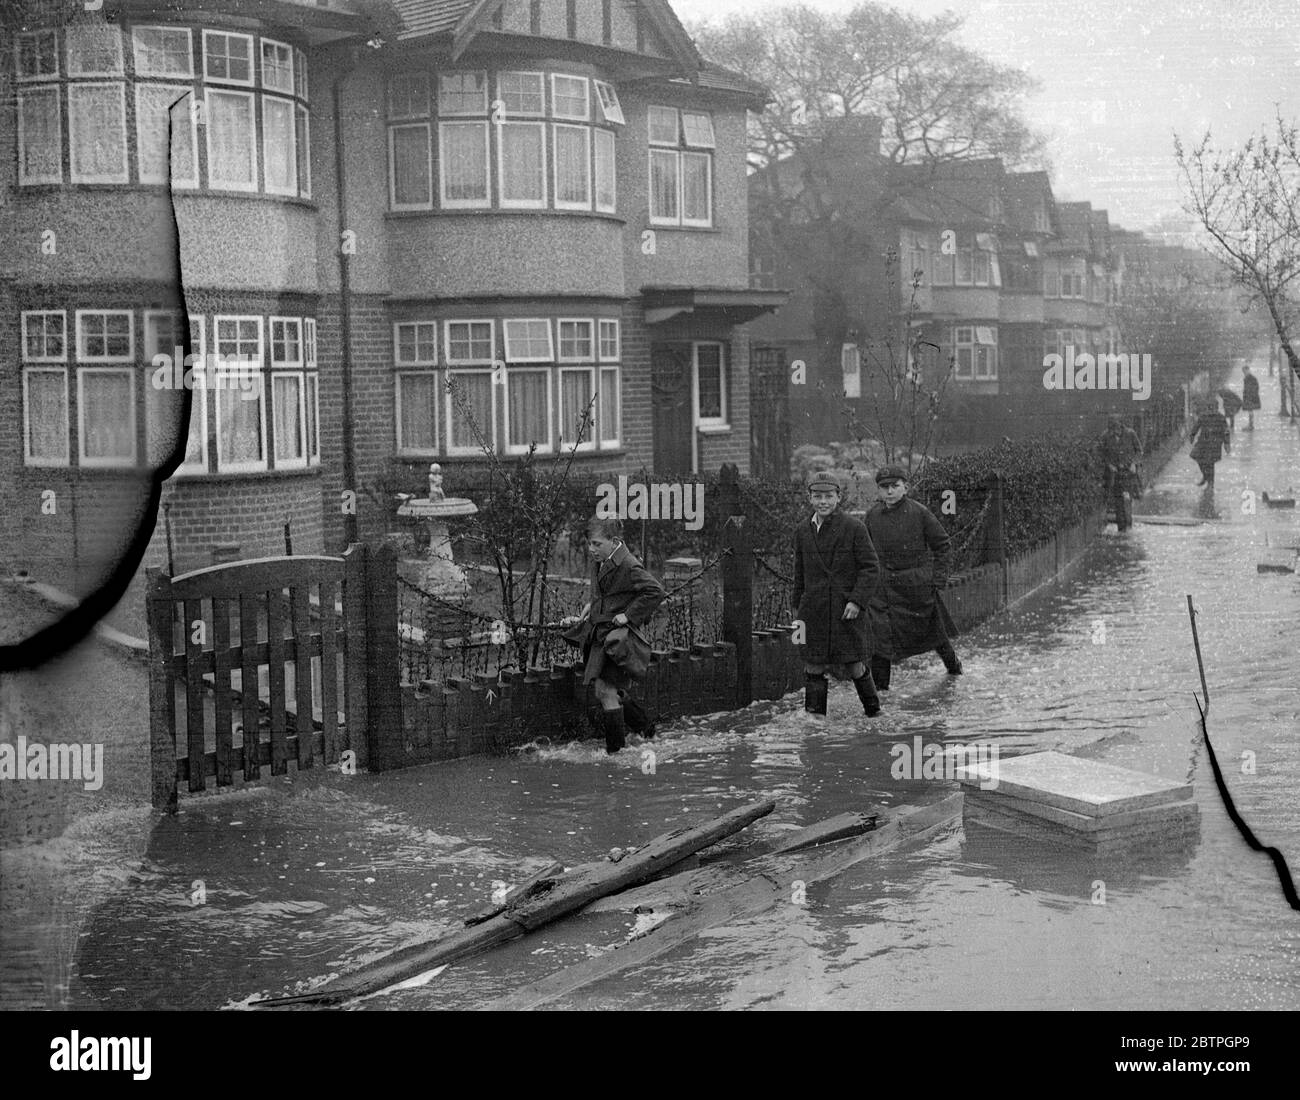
[217, 384, 263, 465]
[273, 375, 304, 461]
[438, 72, 486, 115]
[136, 85, 197, 185]
[208, 91, 255, 188]
[504, 319, 551, 361]
[81, 371, 134, 461]
[263, 96, 296, 192]
[447, 372, 492, 449]
[305, 374, 318, 461]
[204, 32, 251, 83]
[650, 149, 678, 221]
[133, 26, 191, 77]
[499, 71, 543, 115]
[681, 111, 714, 148]
[447, 322, 493, 362]
[560, 369, 594, 445]
[261, 40, 293, 93]
[18, 88, 61, 183]
[507, 371, 549, 448]
[440, 122, 487, 203]
[296, 105, 311, 197]
[398, 373, 437, 451]
[184, 385, 206, 469]
[271, 319, 301, 364]
[551, 75, 589, 120]
[594, 128, 615, 211]
[24, 312, 66, 360]
[500, 122, 545, 205]
[26, 371, 67, 461]
[648, 105, 677, 144]
[391, 124, 431, 206]
[67, 25, 122, 75]
[682, 152, 710, 223]
[956, 247, 973, 283]
[593, 81, 624, 124]
[17, 32, 59, 79]
[295, 49, 308, 101]
[389, 74, 429, 118]
[69, 84, 127, 182]
[558, 320, 592, 360]
[396, 322, 436, 363]
[553, 124, 589, 206]
[598, 319, 619, 360]
[697, 345, 722, 419]
[599, 367, 619, 443]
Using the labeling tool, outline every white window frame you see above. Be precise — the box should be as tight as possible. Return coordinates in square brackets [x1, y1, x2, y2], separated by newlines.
[177, 315, 208, 475]
[144, 310, 181, 362]
[15, 31, 59, 81]
[444, 320, 496, 365]
[395, 371, 440, 455]
[206, 88, 259, 192]
[502, 318, 554, 363]
[594, 127, 616, 213]
[974, 327, 998, 380]
[552, 123, 591, 210]
[598, 365, 620, 448]
[681, 110, 715, 149]
[438, 71, 488, 116]
[497, 70, 545, 117]
[67, 82, 129, 184]
[593, 80, 624, 124]
[550, 74, 589, 121]
[557, 318, 595, 362]
[260, 38, 294, 94]
[262, 94, 298, 196]
[132, 25, 193, 78]
[444, 370, 498, 455]
[497, 119, 548, 209]
[295, 48, 308, 101]
[395, 321, 438, 366]
[647, 105, 678, 145]
[389, 122, 433, 210]
[22, 368, 70, 467]
[680, 150, 713, 228]
[271, 371, 308, 470]
[648, 147, 680, 225]
[77, 367, 138, 468]
[558, 366, 597, 452]
[214, 314, 264, 372]
[955, 242, 974, 286]
[953, 326, 975, 380]
[202, 30, 254, 87]
[76, 309, 134, 363]
[598, 318, 620, 361]
[502, 367, 554, 455]
[213, 369, 268, 473]
[22, 311, 68, 362]
[692, 341, 727, 429]
[438, 121, 490, 208]
[18, 86, 63, 185]
[306, 372, 319, 465]
[66, 24, 123, 77]
[134, 83, 200, 187]
[270, 316, 303, 368]
[296, 104, 311, 199]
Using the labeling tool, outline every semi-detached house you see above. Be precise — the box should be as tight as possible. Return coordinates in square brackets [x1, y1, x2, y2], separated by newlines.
[0, 0, 784, 600]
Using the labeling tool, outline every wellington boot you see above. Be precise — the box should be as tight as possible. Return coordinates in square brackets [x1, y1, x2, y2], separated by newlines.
[804, 675, 828, 715]
[619, 692, 655, 739]
[602, 707, 626, 754]
[870, 657, 892, 691]
[853, 672, 882, 717]
[936, 642, 963, 675]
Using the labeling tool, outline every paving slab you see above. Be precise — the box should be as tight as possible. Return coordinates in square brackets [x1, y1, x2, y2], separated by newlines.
[953, 751, 1192, 818]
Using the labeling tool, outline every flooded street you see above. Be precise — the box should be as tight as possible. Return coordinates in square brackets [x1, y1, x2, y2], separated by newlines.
[6, 378, 1300, 1012]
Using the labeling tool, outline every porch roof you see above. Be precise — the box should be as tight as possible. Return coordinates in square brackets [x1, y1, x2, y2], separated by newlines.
[640, 286, 789, 326]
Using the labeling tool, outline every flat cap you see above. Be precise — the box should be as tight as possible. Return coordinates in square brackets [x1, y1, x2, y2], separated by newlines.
[806, 469, 843, 492]
[875, 465, 908, 486]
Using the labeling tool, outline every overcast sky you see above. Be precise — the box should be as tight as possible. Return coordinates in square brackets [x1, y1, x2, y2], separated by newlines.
[671, 0, 1300, 235]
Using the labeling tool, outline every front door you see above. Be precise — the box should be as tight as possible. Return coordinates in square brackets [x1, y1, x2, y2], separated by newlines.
[651, 344, 694, 475]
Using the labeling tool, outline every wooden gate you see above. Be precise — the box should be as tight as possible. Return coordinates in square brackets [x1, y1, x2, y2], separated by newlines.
[146, 545, 382, 809]
[750, 346, 791, 481]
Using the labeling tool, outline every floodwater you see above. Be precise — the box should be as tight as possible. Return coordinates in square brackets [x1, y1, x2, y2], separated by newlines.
[5, 375, 1300, 1012]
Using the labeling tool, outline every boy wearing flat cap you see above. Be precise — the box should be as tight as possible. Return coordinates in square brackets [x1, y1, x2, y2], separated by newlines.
[790, 468, 883, 717]
[864, 466, 961, 688]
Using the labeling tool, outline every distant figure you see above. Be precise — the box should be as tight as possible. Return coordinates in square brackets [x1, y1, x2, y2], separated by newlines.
[1189, 398, 1231, 489]
[1217, 387, 1242, 431]
[1242, 364, 1261, 431]
[1099, 414, 1142, 532]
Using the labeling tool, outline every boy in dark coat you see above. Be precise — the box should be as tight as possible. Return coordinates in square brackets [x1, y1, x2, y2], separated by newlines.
[864, 466, 960, 688]
[790, 470, 883, 717]
[569, 517, 666, 753]
[1189, 398, 1231, 488]
[1242, 363, 1261, 430]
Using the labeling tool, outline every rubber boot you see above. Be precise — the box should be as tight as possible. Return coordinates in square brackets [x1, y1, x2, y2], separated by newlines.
[803, 674, 828, 715]
[870, 656, 892, 691]
[936, 641, 963, 675]
[601, 707, 626, 754]
[852, 670, 882, 717]
[619, 692, 655, 739]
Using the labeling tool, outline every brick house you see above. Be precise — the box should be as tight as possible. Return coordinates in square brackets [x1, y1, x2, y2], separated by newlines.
[0, 0, 783, 601]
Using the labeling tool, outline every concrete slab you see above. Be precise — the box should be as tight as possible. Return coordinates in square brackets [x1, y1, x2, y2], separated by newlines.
[954, 751, 1192, 818]
[964, 795, 1200, 854]
[963, 788, 1200, 833]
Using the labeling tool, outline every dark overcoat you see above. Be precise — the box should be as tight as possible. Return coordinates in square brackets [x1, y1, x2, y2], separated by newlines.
[791, 510, 881, 665]
[1242, 372, 1261, 412]
[574, 541, 665, 686]
[864, 497, 955, 660]
[1189, 411, 1230, 465]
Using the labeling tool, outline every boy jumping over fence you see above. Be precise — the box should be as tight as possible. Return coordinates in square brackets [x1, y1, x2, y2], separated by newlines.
[790, 469, 883, 718]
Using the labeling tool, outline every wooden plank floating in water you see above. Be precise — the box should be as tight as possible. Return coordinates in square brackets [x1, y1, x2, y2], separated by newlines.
[249, 799, 776, 1007]
[489, 794, 963, 1011]
[1134, 516, 1204, 526]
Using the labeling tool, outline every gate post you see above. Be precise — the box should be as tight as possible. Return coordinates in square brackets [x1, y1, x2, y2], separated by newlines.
[718, 463, 753, 707]
[146, 568, 178, 813]
[364, 542, 404, 769]
[983, 473, 1008, 607]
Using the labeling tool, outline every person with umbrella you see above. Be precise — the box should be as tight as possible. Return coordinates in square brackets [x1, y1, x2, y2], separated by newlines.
[864, 466, 961, 690]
